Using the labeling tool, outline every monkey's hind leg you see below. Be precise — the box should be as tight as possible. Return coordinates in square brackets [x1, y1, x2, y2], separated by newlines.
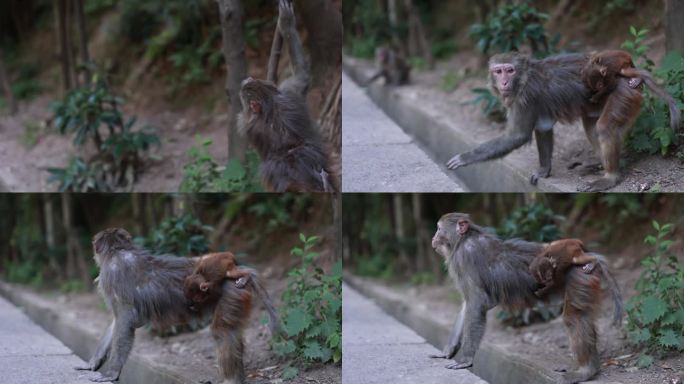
[561, 274, 601, 384]
[531, 127, 554, 185]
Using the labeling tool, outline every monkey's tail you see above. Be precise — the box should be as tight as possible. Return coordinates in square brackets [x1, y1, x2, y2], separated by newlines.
[246, 270, 282, 336]
[594, 255, 624, 326]
[636, 69, 682, 132]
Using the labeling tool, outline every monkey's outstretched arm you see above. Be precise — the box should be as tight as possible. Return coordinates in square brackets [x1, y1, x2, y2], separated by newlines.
[429, 302, 465, 359]
[364, 70, 385, 87]
[446, 110, 536, 169]
[277, 0, 310, 97]
[445, 299, 488, 369]
[90, 309, 137, 382]
[74, 320, 114, 371]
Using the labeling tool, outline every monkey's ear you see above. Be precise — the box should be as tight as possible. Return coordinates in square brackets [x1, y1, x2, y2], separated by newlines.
[457, 219, 469, 235]
[249, 100, 261, 114]
[199, 282, 210, 292]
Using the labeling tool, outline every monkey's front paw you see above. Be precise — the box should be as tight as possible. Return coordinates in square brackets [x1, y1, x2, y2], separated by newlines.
[74, 364, 95, 371]
[90, 372, 119, 382]
[428, 353, 447, 359]
[446, 154, 467, 170]
[277, 0, 295, 31]
[235, 276, 249, 288]
[445, 358, 473, 370]
[581, 262, 597, 274]
[628, 77, 643, 88]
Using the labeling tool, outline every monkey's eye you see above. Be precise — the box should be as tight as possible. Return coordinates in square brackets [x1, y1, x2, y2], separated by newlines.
[506, 68, 515, 74]
[495, 69, 502, 75]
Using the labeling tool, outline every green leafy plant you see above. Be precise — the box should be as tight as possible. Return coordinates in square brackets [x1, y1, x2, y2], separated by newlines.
[623, 27, 684, 156]
[247, 194, 311, 233]
[469, 2, 556, 56]
[274, 234, 342, 378]
[625, 221, 684, 368]
[180, 136, 262, 192]
[142, 214, 213, 256]
[464, 87, 506, 122]
[497, 203, 564, 242]
[49, 75, 160, 190]
[47, 157, 110, 192]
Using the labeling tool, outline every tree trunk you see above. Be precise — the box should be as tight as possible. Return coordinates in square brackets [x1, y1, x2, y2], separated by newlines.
[131, 194, 143, 235]
[665, 0, 684, 56]
[295, 0, 342, 86]
[0, 52, 17, 114]
[61, 194, 76, 279]
[66, 0, 78, 87]
[216, 0, 248, 161]
[386, 0, 406, 56]
[61, 193, 90, 287]
[404, 0, 433, 68]
[43, 195, 63, 280]
[75, 0, 91, 85]
[318, 71, 341, 153]
[392, 194, 410, 273]
[55, 0, 72, 94]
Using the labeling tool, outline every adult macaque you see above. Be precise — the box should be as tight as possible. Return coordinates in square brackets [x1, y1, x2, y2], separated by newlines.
[529, 239, 597, 297]
[75, 228, 279, 383]
[183, 251, 253, 309]
[364, 46, 411, 86]
[581, 50, 642, 103]
[239, 0, 339, 193]
[446, 51, 681, 191]
[430, 213, 623, 384]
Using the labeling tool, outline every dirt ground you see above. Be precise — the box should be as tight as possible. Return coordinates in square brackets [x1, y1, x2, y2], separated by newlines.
[45, 265, 340, 384]
[0, 87, 229, 192]
[351, 259, 684, 384]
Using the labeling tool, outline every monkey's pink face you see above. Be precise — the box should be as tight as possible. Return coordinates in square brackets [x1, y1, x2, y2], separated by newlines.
[490, 63, 516, 95]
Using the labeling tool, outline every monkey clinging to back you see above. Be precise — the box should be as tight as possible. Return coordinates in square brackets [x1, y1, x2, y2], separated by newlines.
[529, 239, 597, 297]
[183, 251, 253, 309]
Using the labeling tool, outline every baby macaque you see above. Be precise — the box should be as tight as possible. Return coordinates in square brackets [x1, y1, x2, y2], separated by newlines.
[529, 239, 597, 297]
[183, 252, 252, 308]
[581, 50, 642, 103]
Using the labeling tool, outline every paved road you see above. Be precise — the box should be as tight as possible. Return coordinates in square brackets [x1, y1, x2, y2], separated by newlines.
[342, 283, 488, 384]
[0, 295, 96, 384]
[342, 73, 465, 192]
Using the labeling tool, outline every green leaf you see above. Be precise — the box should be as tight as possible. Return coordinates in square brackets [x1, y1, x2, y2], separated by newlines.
[658, 329, 680, 348]
[640, 295, 668, 324]
[629, 328, 651, 343]
[637, 353, 654, 368]
[281, 366, 298, 380]
[284, 307, 310, 336]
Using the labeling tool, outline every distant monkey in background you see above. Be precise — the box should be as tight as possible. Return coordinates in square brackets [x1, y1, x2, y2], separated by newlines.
[364, 46, 411, 86]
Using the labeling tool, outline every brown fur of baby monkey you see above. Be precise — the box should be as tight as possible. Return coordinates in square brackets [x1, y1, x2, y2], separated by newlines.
[183, 252, 253, 307]
[529, 239, 597, 297]
[581, 50, 641, 103]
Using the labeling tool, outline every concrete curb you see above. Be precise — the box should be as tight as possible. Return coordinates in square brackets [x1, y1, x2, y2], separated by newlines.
[0, 281, 192, 384]
[343, 275, 559, 384]
[343, 57, 565, 192]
